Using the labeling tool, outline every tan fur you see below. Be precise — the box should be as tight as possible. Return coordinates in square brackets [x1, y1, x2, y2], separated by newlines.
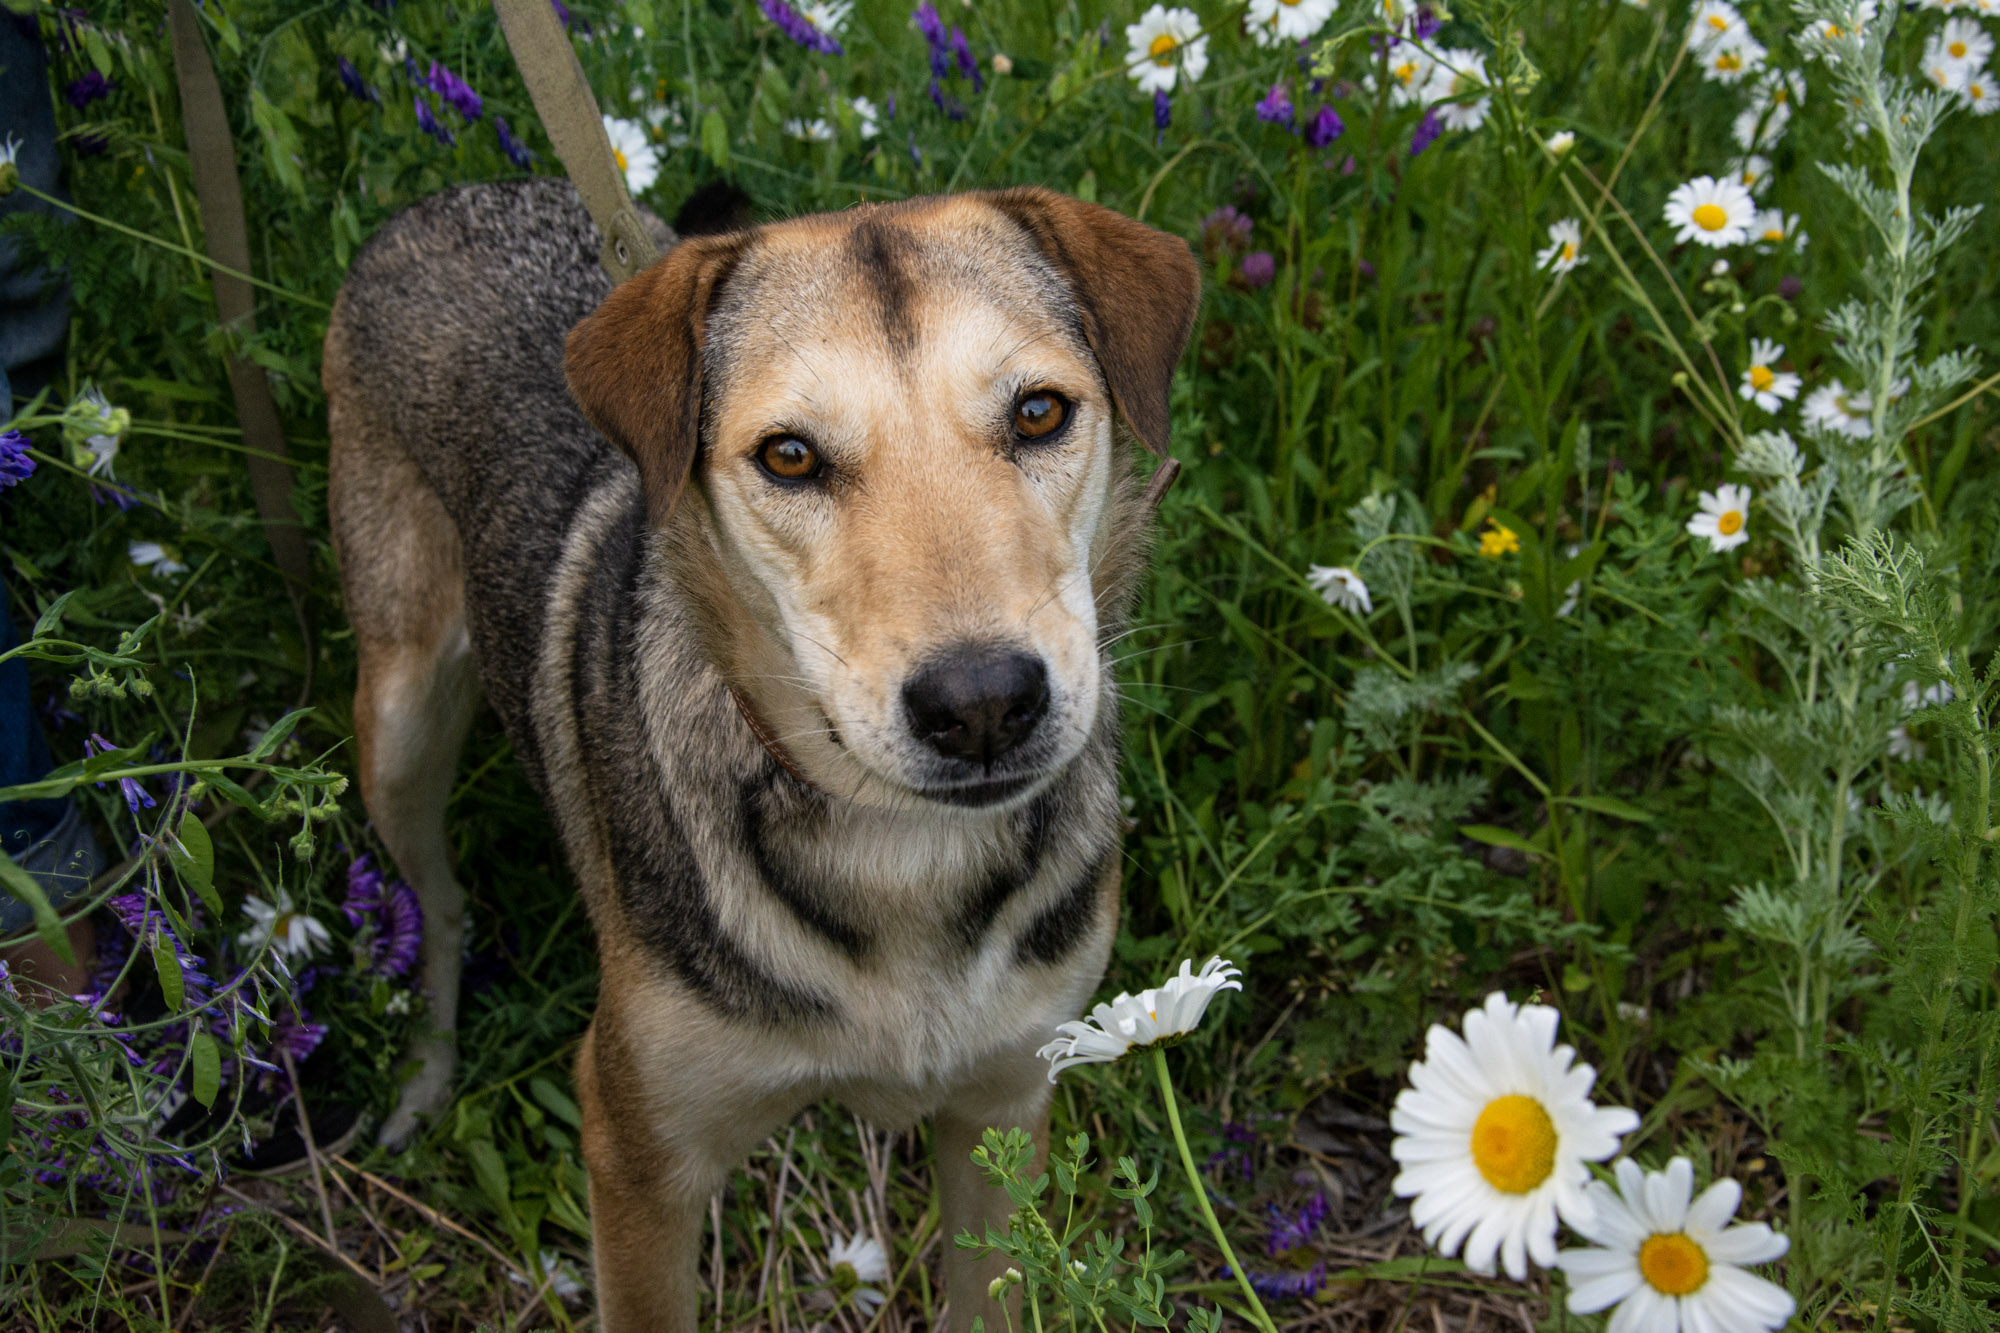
[327, 185, 1197, 1330]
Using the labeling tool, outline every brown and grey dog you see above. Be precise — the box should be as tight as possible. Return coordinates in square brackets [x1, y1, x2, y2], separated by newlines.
[322, 178, 1199, 1330]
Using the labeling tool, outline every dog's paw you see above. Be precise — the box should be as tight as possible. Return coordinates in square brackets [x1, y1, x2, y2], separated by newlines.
[377, 1034, 458, 1149]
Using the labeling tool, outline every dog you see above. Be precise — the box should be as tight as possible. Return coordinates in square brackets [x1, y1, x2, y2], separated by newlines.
[322, 177, 1199, 1330]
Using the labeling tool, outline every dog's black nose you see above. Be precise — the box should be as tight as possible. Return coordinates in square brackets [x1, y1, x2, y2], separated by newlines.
[903, 646, 1049, 768]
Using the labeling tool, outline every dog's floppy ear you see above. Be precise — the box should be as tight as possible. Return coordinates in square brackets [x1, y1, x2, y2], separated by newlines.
[565, 233, 746, 524]
[983, 187, 1201, 458]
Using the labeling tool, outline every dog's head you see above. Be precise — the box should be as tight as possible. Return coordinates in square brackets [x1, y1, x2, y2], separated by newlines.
[566, 189, 1199, 812]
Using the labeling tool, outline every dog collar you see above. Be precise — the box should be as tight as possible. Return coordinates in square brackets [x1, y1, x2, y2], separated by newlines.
[728, 686, 820, 791]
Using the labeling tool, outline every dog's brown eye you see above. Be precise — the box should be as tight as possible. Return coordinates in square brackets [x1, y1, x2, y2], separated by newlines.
[1013, 392, 1068, 441]
[758, 435, 821, 481]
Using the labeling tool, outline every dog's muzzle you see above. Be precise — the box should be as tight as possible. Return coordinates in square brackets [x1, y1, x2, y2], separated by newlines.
[902, 642, 1052, 806]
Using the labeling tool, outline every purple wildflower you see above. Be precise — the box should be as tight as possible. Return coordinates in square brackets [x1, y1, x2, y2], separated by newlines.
[66, 71, 112, 110]
[1410, 106, 1443, 156]
[1246, 1262, 1327, 1301]
[342, 855, 387, 928]
[341, 855, 424, 976]
[1265, 1190, 1330, 1256]
[914, 1, 946, 48]
[1778, 274, 1803, 301]
[414, 95, 457, 147]
[1154, 88, 1171, 137]
[92, 480, 139, 510]
[550, 0, 574, 29]
[85, 733, 154, 814]
[1255, 82, 1295, 128]
[106, 893, 213, 1007]
[1304, 104, 1344, 149]
[337, 56, 380, 105]
[950, 27, 984, 92]
[269, 1007, 327, 1065]
[426, 62, 482, 121]
[886, 93, 897, 120]
[1413, 3, 1442, 40]
[0, 431, 35, 488]
[759, 0, 844, 55]
[1240, 250, 1276, 287]
[908, 134, 923, 167]
[1203, 205, 1254, 255]
[495, 116, 535, 168]
[929, 79, 966, 119]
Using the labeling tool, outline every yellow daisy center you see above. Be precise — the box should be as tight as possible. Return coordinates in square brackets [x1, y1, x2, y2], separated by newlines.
[1149, 33, 1178, 63]
[1716, 51, 1742, 71]
[1561, 242, 1577, 261]
[1825, 22, 1845, 37]
[1282, 0, 1304, 8]
[1692, 202, 1728, 231]
[1469, 1095, 1557, 1193]
[1395, 60, 1419, 84]
[1706, 13, 1729, 29]
[1762, 227, 1784, 241]
[1638, 1232, 1711, 1294]
[1975, 82, 1989, 97]
[1950, 39, 1968, 57]
[1718, 509, 1744, 535]
[613, 147, 629, 171]
[1749, 365, 1775, 391]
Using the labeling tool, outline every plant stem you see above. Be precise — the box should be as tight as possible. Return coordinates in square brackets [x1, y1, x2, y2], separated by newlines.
[1151, 1048, 1278, 1333]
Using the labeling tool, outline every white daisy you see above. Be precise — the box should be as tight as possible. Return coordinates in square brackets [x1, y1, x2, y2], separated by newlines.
[1732, 70, 1803, 150]
[1307, 564, 1372, 614]
[1686, 483, 1753, 552]
[1425, 48, 1493, 130]
[1390, 992, 1639, 1281]
[800, 0, 851, 34]
[1888, 725, 1926, 761]
[1749, 207, 1805, 253]
[826, 1234, 889, 1313]
[1386, 46, 1438, 105]
[128, 540, 189, 578]
[1923, 54, 1972, 91]
[1738, 340, 1801, 412]
[1688, 0, 1746, 47]
[1801, 1, 1878, 57]
[1962, 67, 2000, 111]
[1928, 15, 1994, 71]
[1124, 5, 1208, 94]
[1727, 154, 1772, 196]
[785, 117, 835, 142]
[1545, 129, 1576, 155]
[1038, 957, 1242, 1080]
[1801, 380, 1875, 439]
[848, 96, 881, 139]
[1701, 31, 1767, 84]
[1536, 217, 1588, 274]
[1556, 1157, 1795, 1333]
[1663, 176, 1756, 248]
[1244, 0, 1337, 47]
[1903, 679, 1955, 711]
[602, 115, 660, 194]
[238, 892, 333, 961]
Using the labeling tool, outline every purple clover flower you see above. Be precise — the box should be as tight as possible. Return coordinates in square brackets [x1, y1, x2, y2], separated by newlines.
[495, 116, 535, 168]
[1410, 106, 1444, 156]
[1240, 250, 1276, 287]
[1203, 205, 1254, 254]
[414, 95, 457, 147]
[1304, 104, 1344, 149]
[341, 855, 424, 977]
[1255, 82, 1295, 129]
[426, 62, 482, 121]
[337, 56, 380, 105]
[1265, 1190, 1329, 1256]
[65, 71, 112, 110]
[85, 733, 154, 814]
[759, 0, 844, 55]
[1246, 1262, 1327, 1301]
[0, 431, 35, 488]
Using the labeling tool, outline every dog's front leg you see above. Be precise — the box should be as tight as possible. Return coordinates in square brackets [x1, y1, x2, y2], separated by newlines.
[935, 1071, 1054, 1332]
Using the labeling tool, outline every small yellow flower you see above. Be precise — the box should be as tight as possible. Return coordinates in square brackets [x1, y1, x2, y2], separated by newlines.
[1479, 523, 1521, 558]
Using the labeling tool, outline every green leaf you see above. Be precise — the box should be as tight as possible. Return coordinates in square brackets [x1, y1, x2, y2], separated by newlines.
[701, 109, 730, 169]
[1457, 824, 1545, 858]
[248, 708, 311, 762]
[31, 590, 75, 638]
[153, 933, 184, 1010]
[529, 1076, 583, 1130]
[204, 772, 268, 818]
[467, 1138, 520, 1229]
[0, 851, 74, 965]
[190, 1030, 221, 1108]
[1556, 793, 1653, 823]
[169, 813, 222, 917]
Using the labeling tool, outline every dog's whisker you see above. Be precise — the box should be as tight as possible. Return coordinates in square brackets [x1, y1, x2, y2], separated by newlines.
[791, 631, 851, 669]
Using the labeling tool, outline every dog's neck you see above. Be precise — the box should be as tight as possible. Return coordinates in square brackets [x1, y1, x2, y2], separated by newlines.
[728, 685, 818, 790]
